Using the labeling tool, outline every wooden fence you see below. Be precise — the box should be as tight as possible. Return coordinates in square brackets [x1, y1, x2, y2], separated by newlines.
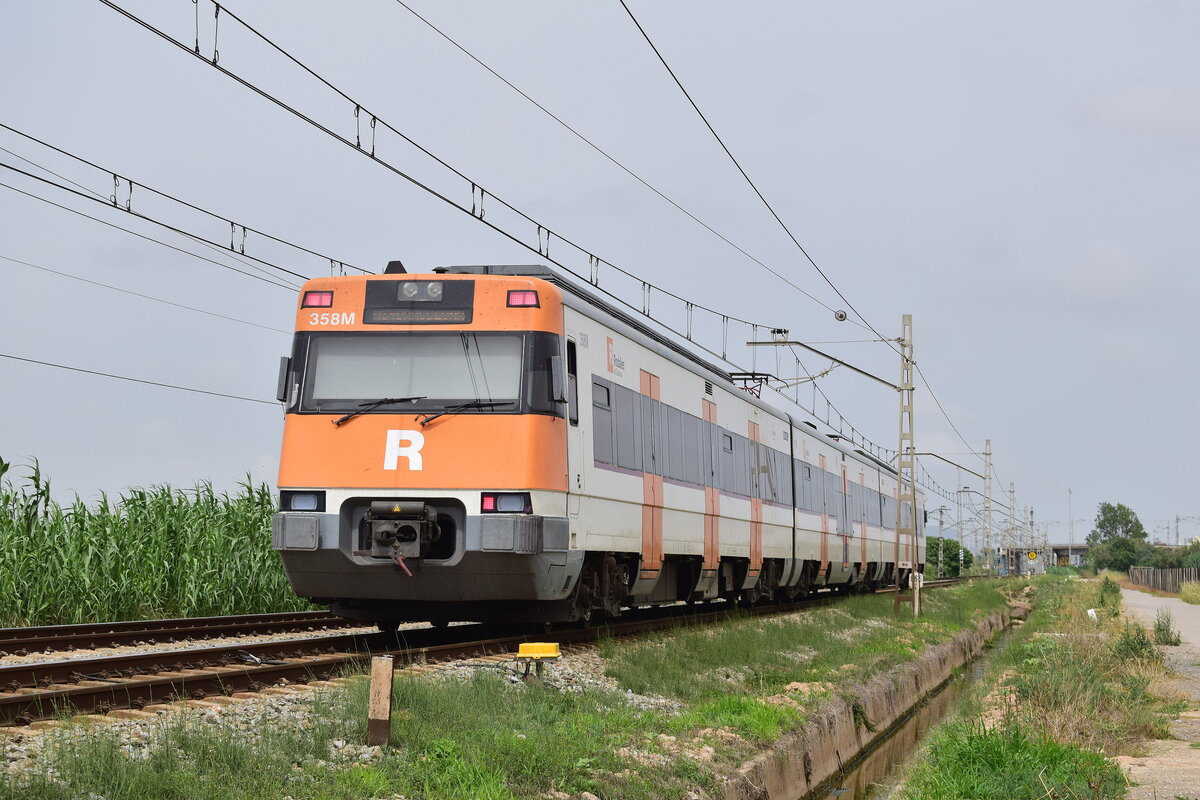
[1128, 567, 1200, 594]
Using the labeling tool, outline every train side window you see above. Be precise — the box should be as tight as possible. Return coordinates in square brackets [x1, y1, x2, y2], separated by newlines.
[667, 406, 685, 481]
[592, 379, 614, 464]
[682, 413, 703, 485]
[613, 384, 643, 471]
[566, 340, 578, 426]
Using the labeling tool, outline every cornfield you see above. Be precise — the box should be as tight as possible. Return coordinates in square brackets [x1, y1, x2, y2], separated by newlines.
[0, 458, 310, 627]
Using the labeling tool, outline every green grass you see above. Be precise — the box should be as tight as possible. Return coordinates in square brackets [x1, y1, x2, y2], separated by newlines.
[0, 674, 701, 800]
[603, 580, 1012, 739]
[898, 720, 1126, 799]
[0, 457, 307, 626]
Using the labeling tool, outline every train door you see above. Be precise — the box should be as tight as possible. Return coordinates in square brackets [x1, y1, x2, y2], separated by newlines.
[566, 338, 582, 518]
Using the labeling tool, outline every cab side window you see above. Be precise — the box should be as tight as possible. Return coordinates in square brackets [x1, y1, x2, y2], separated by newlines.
[566, 340, 579, 426]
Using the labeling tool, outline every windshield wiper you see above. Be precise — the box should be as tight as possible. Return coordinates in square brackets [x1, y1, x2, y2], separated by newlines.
[418, 400, 512, 427]
[332, 396, 427, 427]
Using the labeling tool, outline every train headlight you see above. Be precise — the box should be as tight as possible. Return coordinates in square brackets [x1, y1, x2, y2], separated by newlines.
[396, 281, 447, 302]
[281, 491, 325, 512]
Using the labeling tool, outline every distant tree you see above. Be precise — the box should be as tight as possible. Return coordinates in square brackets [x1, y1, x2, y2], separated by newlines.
[1086, 502, 1146, 546]
[924, 536, 972, 577]
[1088, 536, 1158, 572]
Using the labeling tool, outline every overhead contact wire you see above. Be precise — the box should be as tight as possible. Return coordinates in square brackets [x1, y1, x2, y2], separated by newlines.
[0, 159, 308, 284]
[0, 140, 315, 286]
[0, 123, 371, 277]
[93, 0, 785, 372]
[616, 0, 900, 355]
[0, 179, 297, 291]
[389, 0, 847, 322]
[0, 352, 276, 406]
[0, 253, 290, 335]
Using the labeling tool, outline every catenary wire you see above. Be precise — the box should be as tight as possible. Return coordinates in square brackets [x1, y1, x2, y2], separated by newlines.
[387, 0, 853, 324]
[0, 352, 276, 406]
[615, 0, 901, 357]
[0, 180, 297, 291]
[93, 0, 786, 373]
[0, 159, 311, 285]
[0, 122, 371, 276]
[0, 253, 290, 335]
[617, 1, 1004, 485]
[0, 141, 289, 282]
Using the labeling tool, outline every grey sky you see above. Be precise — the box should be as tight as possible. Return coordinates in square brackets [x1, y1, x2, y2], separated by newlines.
[2, 1, 1197, 548]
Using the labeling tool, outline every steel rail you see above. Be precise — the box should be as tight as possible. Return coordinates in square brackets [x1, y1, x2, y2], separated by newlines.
[0, 611, 360, 653]
[1, 579, 972, 726]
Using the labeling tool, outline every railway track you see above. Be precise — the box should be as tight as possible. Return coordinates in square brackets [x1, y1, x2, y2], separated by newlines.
[0, 611, 361, 655]
[0, 578, 969, 727]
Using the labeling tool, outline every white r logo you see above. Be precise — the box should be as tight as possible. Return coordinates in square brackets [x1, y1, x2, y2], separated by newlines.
[383, 429, 425, 471]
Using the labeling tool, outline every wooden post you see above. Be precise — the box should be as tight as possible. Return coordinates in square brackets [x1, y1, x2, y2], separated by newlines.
[366, 655, 394, 747]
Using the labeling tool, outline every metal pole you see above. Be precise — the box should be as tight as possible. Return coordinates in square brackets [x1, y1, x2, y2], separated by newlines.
[1008, 483, 1017, 576]
[983, 440, 993, 575]
[894, 314, 917, 616]
[956, 475, 964, 576]
[938, 506, 945, 578]
[1068, 487, 1073, 568]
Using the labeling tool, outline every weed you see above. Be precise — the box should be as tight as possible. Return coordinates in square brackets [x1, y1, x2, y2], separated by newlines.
[1181, 581, 1200, 605]
[1097, 575, 1122, 614]
[1153, 608, 1182, 646]
[1112, 622, 1158, 663]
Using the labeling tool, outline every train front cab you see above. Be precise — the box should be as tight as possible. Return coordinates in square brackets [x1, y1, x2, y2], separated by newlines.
[272, 271, 583, 624]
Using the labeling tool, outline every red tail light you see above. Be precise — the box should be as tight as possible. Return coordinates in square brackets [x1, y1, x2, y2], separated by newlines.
[302, 291, 334, 308]
[506, 290, 539, 308]
[480, 492, 532, 513]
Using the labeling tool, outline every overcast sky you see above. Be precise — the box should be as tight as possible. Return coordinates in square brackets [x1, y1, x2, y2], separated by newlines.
[2, 1, 1197, 549]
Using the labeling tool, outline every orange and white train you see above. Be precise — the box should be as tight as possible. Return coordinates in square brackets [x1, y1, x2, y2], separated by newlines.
[272, 264, 924, 626]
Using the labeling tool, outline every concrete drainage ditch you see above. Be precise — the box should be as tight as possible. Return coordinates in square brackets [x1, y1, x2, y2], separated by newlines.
[722, 606, 1019, 800]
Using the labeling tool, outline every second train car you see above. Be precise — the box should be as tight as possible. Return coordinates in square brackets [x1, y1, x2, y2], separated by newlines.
[272, 263, 924, 625]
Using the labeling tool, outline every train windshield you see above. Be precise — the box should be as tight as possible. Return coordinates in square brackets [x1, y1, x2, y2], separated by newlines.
[293, 331, 561, 417]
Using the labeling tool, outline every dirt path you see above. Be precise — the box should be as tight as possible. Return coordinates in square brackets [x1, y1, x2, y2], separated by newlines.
[1116, 588, 1200, 799]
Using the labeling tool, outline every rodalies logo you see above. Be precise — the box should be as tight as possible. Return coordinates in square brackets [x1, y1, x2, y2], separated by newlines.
[383, 430, 425, 471]
[606, 337, 625, 377]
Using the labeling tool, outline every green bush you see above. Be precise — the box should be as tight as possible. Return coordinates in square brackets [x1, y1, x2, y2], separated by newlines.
[1112, 622, 1158, 662]
[1096, 575, 1121, 615]
[1153, 609, 1182, 646]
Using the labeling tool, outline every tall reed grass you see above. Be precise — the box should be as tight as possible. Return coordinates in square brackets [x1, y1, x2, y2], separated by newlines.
[0, 458, 308, 626]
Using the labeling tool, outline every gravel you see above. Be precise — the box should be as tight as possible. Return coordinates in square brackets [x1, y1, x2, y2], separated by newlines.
[1, 641, 683, 786]
[0, 625, 379, 667]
